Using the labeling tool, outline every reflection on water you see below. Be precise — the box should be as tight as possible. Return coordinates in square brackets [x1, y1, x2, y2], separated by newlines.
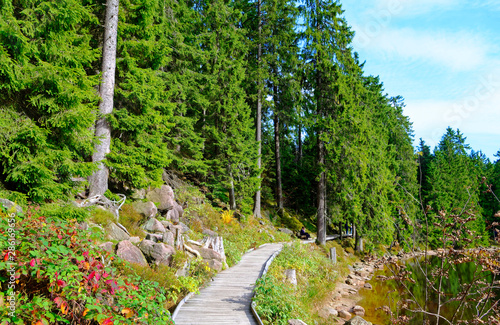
[357, 255, 499, 325]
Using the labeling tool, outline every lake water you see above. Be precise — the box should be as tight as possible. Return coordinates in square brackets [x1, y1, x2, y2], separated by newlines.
[357, 255, 499, 324]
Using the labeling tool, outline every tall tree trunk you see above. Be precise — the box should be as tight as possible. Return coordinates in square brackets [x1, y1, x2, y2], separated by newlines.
[253, 0, 262, 218]
[274, 84, 283, 211]
[228, 163, 236, 210]
[89, 0, 119, 197]
[317, 135, 326, 245]
[297, 124, 303, 165]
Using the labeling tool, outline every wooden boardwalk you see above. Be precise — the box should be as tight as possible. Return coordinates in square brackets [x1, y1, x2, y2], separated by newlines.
[173, 243, 283, 325]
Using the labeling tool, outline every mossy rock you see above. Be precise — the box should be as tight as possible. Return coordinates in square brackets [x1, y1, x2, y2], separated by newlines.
[278, 210, 303, 232]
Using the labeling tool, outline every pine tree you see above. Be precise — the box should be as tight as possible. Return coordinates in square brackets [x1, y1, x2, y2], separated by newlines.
[427, 128, 487, 247]
[193, 0, 258, 212]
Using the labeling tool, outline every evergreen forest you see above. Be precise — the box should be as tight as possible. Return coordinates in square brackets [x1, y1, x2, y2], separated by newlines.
[1, 0, 500, 251]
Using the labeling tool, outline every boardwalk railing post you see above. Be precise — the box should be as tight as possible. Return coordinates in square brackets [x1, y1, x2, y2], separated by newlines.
[330, 247, 336, 264]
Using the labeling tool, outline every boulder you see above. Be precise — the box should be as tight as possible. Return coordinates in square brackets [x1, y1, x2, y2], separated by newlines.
[130, 188, 146, 200]
[278, 228, 294, 235]
[174, 202, 184, 219]
[162, 231, 175, 247]
[132, 201, 157, 219]
[352, 305, 365, 317]
[318, 307, 338, 319]
[190, 245, 224, 271]
[363, 283, 373, 290]
[166, 208, 179, 224]
[139, 240, 175, 266]
[150, 243, 175, 266]
[99, 242, 114, 252]
[338, 310, 352, 320]
[143, 218, 166, 233]
[169, 222, 190, 235]
[288, 320, 308, 325]
[129, 236, 141, 244]
[146, 185, 175, 211]
[108, 222, 130, 241]
[116, 240, 148, 266]
[145, 233, 163, 243]
[344, 316, 372, 325]
[0, 198, 23, 214]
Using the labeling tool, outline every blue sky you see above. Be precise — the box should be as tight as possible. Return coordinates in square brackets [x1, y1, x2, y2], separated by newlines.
[341, 0, 500, 161]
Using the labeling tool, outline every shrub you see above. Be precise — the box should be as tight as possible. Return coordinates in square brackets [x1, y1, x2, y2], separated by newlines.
[0, 207, 174, 325]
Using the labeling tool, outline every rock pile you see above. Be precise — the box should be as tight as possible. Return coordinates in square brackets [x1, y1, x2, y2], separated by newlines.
[96, 185, 226, 272]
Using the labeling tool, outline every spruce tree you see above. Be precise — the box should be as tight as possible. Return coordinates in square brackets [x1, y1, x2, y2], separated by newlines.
[0, 0, 99, 202]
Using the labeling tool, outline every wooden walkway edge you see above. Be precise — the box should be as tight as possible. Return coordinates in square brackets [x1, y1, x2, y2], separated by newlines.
[173, 243, 283, 325]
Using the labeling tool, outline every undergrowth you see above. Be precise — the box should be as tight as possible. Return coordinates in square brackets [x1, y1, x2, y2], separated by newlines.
[253, 241, 355, 325]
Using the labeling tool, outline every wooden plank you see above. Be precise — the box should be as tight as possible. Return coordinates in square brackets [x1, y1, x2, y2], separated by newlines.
[173, 243, 282, 325]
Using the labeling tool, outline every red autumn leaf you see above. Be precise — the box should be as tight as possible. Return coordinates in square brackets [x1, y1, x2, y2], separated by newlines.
[88, 271, 96, 281]
[29, 259, 36, 267]
[101, 317, 114, 325]
[54, 297, 63, 307]
[57, 279, 66, 287]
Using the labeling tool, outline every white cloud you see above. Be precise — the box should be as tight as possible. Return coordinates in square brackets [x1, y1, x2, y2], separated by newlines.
[353, 27, 492, 72]
[406, 67, 500, 152]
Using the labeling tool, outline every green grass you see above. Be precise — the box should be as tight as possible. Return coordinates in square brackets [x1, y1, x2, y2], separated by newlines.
[253, 241, 356, 325]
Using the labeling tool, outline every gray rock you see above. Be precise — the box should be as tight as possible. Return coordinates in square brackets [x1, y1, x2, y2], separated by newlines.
[146, 185, 175, 211]
[108, 222, 130, 241]
[150, 243, 175, 266]
[288, 320, 308, 325]
[162, 231, 175, 246]
[338, 310, 352, 320]
[170, 222, 190, 234]
[174, 202, 184, 219]
[129, 236, 141, 244]
[207, 259, 223, 272]
[352, 305, 365, 317]
[132, 201, 157, 219]
[99, 242, 114, 252]
[145, 233, 163, 243]
[285, 269, 297, 286]
[79, 222, 89, 231]
[130, 188, 146, 200]
[138, 239, 156, 256]
[143, 218, 166, 233]
[190, 245, 224, 271]
[0, 198, 23, 214]
[344, 316, 372, 325]
[318, 307, 338, 319]
[139, 240, 175, 266]
[166, 207, 179, 224]
[202, 229, 218, 237]
[364, 283, 373, 290]
[160, 220, 173, 229]
[278, 228, 294, 235]
[116, 240, 148, 266]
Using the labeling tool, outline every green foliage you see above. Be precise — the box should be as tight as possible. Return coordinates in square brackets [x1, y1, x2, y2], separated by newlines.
[276, 210, 303, 232]
[0, 0, 99, 203]
[253, 275, 297, 325]
[89, 208, 116, 226]
[0, 208, 173, 324]
[37, 202, 91, 222]
[253, 242, 342, 324]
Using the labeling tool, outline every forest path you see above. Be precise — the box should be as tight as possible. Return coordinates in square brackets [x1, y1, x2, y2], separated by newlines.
[172, 243, 283, 325]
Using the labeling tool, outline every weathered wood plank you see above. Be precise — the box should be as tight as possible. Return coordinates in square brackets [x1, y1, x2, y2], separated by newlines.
[173, 243, 282, 325]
